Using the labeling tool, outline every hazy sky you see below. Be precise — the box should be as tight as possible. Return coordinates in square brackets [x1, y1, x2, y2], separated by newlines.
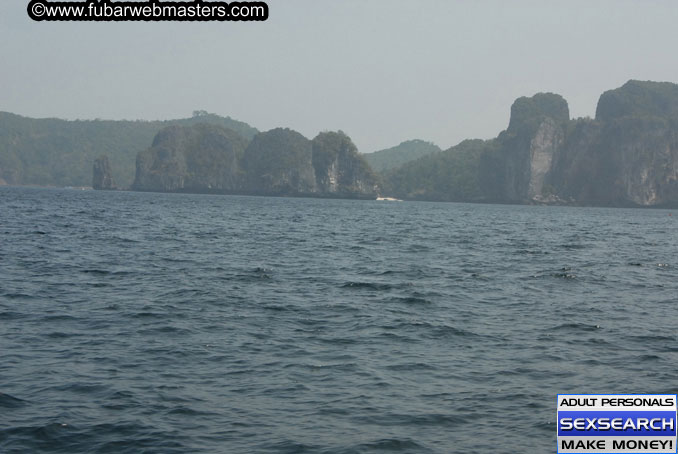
[1, 0, 677, 152]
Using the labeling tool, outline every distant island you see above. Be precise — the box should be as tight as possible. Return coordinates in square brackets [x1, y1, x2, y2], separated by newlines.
[2, 80, 678, 206]
[363, 140, 441, 173]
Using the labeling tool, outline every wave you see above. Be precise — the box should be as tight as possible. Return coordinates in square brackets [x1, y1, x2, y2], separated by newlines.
[341, 282, 393, 291]
[0, 392, 26, 408]
[549, 322, 601, 332]
[332, 437, 432, 454]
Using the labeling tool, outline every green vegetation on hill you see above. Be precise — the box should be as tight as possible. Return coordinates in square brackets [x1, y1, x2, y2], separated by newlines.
[241, 128, 316, 195]
[383, 139, 492, 201]
[382, 93, 571, 203]
[312, 131, 350, 174]
[0, 111, 257, 188]
[134, 125, 380, 199]
[312, 131, 378, 197]
[363, 139, 441, 173]
[134, 123, 247, 193]
[381, 81, 678, 207]
[507, 92, 570, 134]
[3, 79, 678, 207]
[596, 80, 678, 121]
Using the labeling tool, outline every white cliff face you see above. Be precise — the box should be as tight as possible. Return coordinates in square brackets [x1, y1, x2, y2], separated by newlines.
[326, 161, 339, 193]
[311, 131, 379, 198]
[317, 151, 376, 196]
[541, 118, 678, 207]
[626, 156, 659, 206]
[528, 118, 563, 200]
[620, 134, 678, 206]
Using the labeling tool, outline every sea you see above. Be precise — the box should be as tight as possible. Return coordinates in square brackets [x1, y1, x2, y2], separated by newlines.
[1, 186, 677, 453]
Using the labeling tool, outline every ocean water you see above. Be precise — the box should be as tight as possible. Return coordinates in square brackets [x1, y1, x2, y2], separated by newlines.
[1, 186, 677, 453]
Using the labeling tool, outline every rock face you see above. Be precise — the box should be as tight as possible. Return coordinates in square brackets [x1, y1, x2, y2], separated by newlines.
[241, 128, 316, 195]
[130, 81, 678, 206]
[549, 81, 678, 206]
[483, 82, 678, 206]
[311, 131, 378, 198]
[481, 93, 570, 203]
[527, 118, 564, 200]
[92, 155, 116, 190]
[0, 111, 258, 188]
[133, 124, 246, 193]
[551, 116, 678, 206]
[385, 80, 678, 207]
[133, 125, 379, 199]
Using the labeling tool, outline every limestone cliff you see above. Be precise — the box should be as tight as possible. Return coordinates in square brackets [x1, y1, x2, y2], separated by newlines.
[133, 125, 378, 199]
[311, 131, 378, 198]
[239, 128, 379, 198]
[549, 81, 678, 206]
[241, 128, 317, 196]
[133, 124, 246, 193]
[0, 111, 258, 188]
[481, 93, 570, 203]
[480, 82, 678, 206]
[128, 80, 678, 206]
[551, 116, 678, 206]
[386, 80, 678, 207]
[527, 118, 564, 201]
[92, 155, 116, 190]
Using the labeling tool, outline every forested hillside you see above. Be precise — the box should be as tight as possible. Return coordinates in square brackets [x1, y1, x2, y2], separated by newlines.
[0, 111, 257, 187]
